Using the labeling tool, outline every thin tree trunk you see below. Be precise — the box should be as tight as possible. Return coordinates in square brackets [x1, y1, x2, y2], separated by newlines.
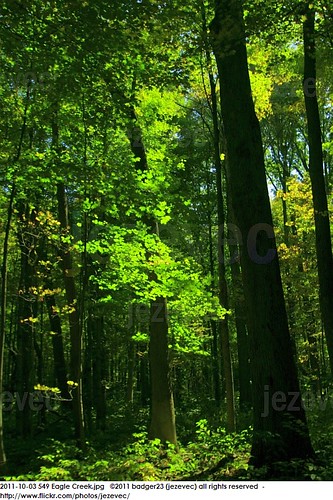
[51, 107, 85, 445]
[92, 315, 107, 430]
[207, 179, 221, 405]
[211, 0, 313, 465]
[56, 182, 85, 446]
[16, 206, 36, 438]
[0, 80, 30, 469]
[38, 245, 69, 401]
[0, 186, 15, 468]
[44, 291, 70, 401]
[303, 4, 333, 377]
[227, 205, 252, 410]
[126, 340, 136, 405]
[202, 6, 235, 430]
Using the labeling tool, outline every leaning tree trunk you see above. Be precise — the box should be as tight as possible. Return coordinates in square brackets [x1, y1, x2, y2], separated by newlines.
[211, 0, 313, 466]
[303, 4, 333, 378]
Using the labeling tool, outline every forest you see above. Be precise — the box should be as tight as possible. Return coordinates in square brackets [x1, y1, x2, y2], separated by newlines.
[0, 0, 333, 481]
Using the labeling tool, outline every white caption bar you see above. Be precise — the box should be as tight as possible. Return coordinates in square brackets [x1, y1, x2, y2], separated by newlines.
[0, 482, 331, 499]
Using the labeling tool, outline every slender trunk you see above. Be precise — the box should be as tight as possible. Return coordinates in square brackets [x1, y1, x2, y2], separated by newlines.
[0, 81, 30, 469]
[34, 331, 46, 426]
[39, 245, 69, 400]
[207, 179, 221, 404]
[227, 205, 252, 410]
[0, 186, 15, 469]
[51, 107, 85, 444]
[211, 0, 313, 465]
[211, 320, 221, 404]
[126, 340, 135, 405]
[303, 5, 333, 377]
[202, 8, 235, 430]
[56, 183, 85, 446]
[92, 316, 107, 429]
[16, 206, 36, 438]
[83, 316, 93, 434]
[44, 291, 70, 400]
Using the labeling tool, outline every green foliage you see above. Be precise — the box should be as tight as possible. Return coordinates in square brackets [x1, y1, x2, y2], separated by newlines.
[3, 421, 252, 481]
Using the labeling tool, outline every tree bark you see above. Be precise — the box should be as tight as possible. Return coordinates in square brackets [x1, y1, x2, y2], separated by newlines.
[303, 4, 333, 377]
[211, 0, 313, 465]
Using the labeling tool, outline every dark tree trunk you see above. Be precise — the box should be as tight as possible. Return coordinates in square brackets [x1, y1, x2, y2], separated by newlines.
[16, 206, 36, 438]
[138, 351, 150, 407]
[0, 185, 15, 469]
[211, 0, 313, 465]
[51, 107, 85, 445]
[202, 6, 235, 430]
[207, 178, 221, 405]
[303, 5, 333, 377]
[226, 208, 252, 410]
[44, 291, 70, 401]
[148, 297, 177, 444]
[38, 245, 69, 401]
[56, 183, 85, 446]
[0, 82, 30, 469]
[91, 314, 107, 430]
[126, 340, 136, 405]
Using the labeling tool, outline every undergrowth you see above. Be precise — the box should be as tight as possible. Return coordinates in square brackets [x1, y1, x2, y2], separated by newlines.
[3, 407, 333, 481]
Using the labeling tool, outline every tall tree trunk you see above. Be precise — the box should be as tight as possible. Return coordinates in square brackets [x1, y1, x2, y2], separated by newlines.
[126, 107, 177, 444]
[89, 312, 107, 430]
[16, 206, 36, 438]
[0, 81, 30, 469]
[51, 107, 85, 444]
[126, 339, 136, 405]
[149, 297, 177, 444]
[303, 4, 333, 377]
[39, 245, 69, 401]
[0, 186, 15, 470]
[211, 0, 313, 465]
[56, 183, 85, 446]
[44, 291, 70, 401]
[207, 179, 221, 405]
[226, 205, 252, 410]
[202, 6, 235, 430]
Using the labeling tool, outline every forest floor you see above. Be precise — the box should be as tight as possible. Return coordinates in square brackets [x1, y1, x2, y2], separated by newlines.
[2, 401, 333, 481]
